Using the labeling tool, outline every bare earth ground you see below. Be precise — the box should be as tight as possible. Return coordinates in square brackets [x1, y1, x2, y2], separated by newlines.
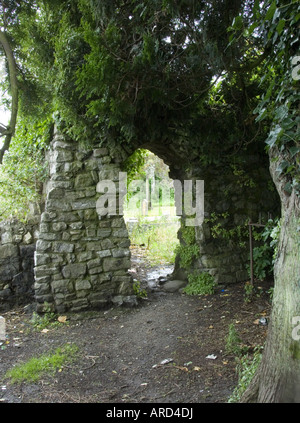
[0, 247, 272, 404]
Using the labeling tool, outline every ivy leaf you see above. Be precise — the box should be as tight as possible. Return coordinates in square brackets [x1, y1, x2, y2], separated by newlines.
[283, 182, 292, 194]
[265, 1, 277, 21]
[275, 105, 288, 121]
[276, 160, 289, 175]
[276, 19, 285, 35]
[232, 15, 243, 30]
[266, 125, 283, 148]
[289, 146, 300, 157]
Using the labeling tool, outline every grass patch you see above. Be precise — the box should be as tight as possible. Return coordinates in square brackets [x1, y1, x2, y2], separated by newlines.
[129, 216, 180, 265]
[5, 343, 79, 384]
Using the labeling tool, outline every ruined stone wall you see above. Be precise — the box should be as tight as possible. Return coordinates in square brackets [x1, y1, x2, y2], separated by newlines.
[0, 124, 280, 314]
[34, 132, 136, 313]
[173, 155, 280, 284]
[0, 218, 40, 311]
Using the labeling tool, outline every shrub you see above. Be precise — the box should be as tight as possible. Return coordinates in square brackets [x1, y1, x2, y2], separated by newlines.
[183, 272, 216, 296]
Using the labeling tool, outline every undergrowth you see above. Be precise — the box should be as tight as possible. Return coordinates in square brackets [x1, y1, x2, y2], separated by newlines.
[183, 272, 216, 296]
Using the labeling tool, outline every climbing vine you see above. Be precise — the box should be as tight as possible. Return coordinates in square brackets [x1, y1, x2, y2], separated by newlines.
[175, 225, 200, 270]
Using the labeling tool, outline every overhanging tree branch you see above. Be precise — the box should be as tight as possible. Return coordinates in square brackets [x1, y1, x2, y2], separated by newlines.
[0, 29, 19, 163]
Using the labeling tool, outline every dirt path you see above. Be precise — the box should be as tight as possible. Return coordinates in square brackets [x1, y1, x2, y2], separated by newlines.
[0, 251, 272, 403]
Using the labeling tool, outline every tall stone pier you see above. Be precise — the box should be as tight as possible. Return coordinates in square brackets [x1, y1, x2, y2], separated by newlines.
[34, 132, 135, 313]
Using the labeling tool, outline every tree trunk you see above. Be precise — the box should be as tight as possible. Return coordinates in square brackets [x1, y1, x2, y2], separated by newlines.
[241, 148, 300, 403]
[0, 29, 19, 163]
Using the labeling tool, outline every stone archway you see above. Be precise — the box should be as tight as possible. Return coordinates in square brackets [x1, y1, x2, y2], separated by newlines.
[34, 130, 280, 313]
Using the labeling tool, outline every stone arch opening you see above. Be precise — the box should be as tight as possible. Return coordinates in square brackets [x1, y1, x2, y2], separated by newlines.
[122, 148, 181, 292]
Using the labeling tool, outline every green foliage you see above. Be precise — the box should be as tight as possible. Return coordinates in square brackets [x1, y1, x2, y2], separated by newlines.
[183, 272, 216, 296]
[5, 344, 79, 384]
[30, 311, 64, 331]
[228, 346, 263, 403]
[251, 1, 300, 196]
[205, 212, 248, 248]
[225, 323, 243, 356]
[230, 164, 256, 188]
[174, 225, 200, 269]
[0, 117, 50, 220]
[132, 280, 147, 299]
[244, 281, 256, 304]
[248, 218, 281, 280]
[122, 149, 149, 185]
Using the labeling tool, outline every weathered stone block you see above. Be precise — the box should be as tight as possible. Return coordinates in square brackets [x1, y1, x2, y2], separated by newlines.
[52, 279, 73, 294]
[87, 258, 102, 270]
[86, 241, 101, 251]
[111, 218, 126, 228]
[77, 251, 94, 262]
[100, 239, 114, 249]
[46, 199, 72, 212]
[36, 240, 52, 253]
[88, 266, 103, 275]
[53, 242, 75, 253]
[97, 229, 112, 238]
[34, 282, 51, 295]
[75, 279, 91, 291]
[103, 257, 130, 272]
[0, 260, 20, 281]
[39, 232, 60, 241]
[54, 149, 74, 163]
[53, 212, 78, 223]
[48, 188, 65, 199]
[62, 263, 87, 279]
[41, 212, 57, 222]
[98, 165, 120, 181]
[70, 222, 84, 230]
[111, 229, 128, 238]
[52, 222, 68, 232]
[40, 223, 49, 233]
[72, 199, 96, 210]
[1, 232, 13, 244]
[0, 244, 18, 260]
[34, 265, 60, 278]
[34, 253, 50, 266]
[97, 249, 111, 258]
[93, 148, 108, 158]
[90, 273, 111, 287]
[112, 249, 130, 258]
[70, 298, 89, 311]
[75, 173, 94, 189]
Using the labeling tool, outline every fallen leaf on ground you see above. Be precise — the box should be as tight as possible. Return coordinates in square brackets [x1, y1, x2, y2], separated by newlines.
[173, 366, 189, 372]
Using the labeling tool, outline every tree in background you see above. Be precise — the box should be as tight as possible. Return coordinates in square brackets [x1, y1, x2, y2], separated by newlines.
[0, 0, 52, 218]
